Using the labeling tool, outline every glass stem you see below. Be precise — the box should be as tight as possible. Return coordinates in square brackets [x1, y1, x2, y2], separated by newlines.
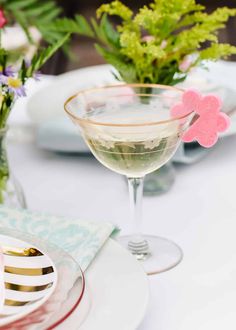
[127, 177, 150, 260]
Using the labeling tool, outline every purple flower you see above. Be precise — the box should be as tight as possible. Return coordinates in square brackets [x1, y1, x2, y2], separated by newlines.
[0, 74, 7, 84]
[4, 66, 14, 77]
[0, 66, 26, 98]
[4, 76, 26, 97]
[33, 71, 41, 81]
[0, 66, 14, 77]
[9, 84, 26, 97]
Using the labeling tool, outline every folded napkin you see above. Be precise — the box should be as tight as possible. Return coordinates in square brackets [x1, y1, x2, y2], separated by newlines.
[0, 206, 118, 271]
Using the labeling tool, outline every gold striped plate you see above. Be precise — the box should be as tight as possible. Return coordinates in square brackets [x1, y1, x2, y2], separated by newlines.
[0, 234, 58, 327]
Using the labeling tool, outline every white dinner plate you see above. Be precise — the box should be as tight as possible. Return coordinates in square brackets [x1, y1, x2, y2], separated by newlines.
[27, 64, 116, 124]
[26, 63, 236, 154]
[61, 238, 149, 330]
[0, 233, 57, 326]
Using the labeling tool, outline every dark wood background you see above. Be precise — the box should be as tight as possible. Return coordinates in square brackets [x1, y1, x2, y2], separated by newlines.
[43, 0, 236, 74]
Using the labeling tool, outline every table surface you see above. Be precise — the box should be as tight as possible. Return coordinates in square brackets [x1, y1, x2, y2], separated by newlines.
[7, 63, 236, 330]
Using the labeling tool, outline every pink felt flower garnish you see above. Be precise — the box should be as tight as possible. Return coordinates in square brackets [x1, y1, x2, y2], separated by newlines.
[171, 89, 230, 148]
[0, 9, 7, 28]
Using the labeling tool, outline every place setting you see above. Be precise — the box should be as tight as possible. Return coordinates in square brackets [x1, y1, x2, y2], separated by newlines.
[0, 227, 87, 329]
[1, 0, 236, 329]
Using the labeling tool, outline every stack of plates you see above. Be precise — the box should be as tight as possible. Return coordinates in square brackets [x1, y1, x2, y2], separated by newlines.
[0, 228, 88, 329]
[0, 228, 149, 330]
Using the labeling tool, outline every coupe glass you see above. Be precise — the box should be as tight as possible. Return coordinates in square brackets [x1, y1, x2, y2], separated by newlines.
[64, 84, 193, 275]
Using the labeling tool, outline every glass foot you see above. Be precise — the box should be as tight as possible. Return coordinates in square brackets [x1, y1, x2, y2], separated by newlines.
[118, 235, 183, 275]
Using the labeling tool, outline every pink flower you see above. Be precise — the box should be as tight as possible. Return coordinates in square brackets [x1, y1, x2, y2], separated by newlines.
[179, 56, 192, 72]
[171, 89, 230, 148]
[0, 10, 7, 28]
[160, 40, 167, 49]
[142, 35, 155, 43]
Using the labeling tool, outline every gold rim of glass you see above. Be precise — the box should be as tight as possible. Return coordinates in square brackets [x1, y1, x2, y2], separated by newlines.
[64, 83, 192, 127]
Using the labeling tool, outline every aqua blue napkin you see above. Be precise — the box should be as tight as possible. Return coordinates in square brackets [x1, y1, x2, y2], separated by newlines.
[0, 206, 118, 271]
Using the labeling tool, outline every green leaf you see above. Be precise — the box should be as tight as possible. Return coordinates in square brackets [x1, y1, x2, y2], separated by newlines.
[18, 60, 27, 83]
[6, 0, 37, 10]
[3, 0, 63, 44]
[37, 7, 62, 23]
[171, 74, 187, 86]
[26, 33, 70, 77]
[100, 14, 120, 49]
[0, 49, 8, 71]
[45, 16, 94, 38]
[75, 15, 95, 37]
[91, 18, 107, 44]
[95, 44, 136, 82]
[23, 2, 60, 16]
[12, 11, 34, 43]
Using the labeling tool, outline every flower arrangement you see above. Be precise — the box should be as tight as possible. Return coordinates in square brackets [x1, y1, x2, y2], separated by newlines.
[0, 0, 77, 207]
[48, 0, 236, 86]
[94, 0, 236, 85]
[50, 0, 235, 196]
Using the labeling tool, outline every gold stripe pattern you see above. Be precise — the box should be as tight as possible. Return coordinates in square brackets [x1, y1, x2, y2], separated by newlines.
[5, 282, 53, 292]
[4, 299, 40, 307]
[4, 266, 54, 276]
[0, 245, 56, 313]
[3, 246, 43, 257]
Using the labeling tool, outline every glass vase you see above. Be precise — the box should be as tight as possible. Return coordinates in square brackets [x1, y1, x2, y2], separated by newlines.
[0, 127, 26, 208]
[144, 161, 175, 196]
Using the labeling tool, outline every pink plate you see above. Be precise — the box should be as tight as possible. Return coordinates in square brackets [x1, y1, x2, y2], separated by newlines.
[0, 228, 90, 330]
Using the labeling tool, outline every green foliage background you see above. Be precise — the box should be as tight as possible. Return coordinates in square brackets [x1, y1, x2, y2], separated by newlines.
[3, 0, 236, 86]
[94, 0, 236, 85]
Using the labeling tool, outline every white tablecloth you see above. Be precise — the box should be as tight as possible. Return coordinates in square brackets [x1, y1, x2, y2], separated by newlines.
[7, 65, 236, 330]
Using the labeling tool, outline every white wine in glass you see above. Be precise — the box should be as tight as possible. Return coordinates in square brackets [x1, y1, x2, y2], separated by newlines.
[65, 84, 193, 274]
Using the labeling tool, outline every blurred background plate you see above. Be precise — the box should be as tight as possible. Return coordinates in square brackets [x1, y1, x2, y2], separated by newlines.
[27, 64, 115, 124]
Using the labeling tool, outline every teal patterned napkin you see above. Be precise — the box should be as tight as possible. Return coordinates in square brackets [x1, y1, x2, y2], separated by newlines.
[0, 206, 118, 271]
